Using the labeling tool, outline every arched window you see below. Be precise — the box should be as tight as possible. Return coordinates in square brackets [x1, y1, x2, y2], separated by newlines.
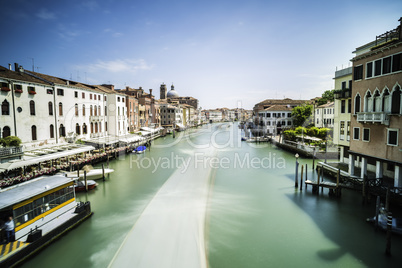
[31, 125, 37, 141]
[391, 86, 401, 114]
[94, 104, 97, 116]
[75, 103, 78, 116]
[90, 105, 93, 116]
[82, 123, 87, 134]
[118, 107, 120, 116]
[98, 106, 101, 116]
[50, 124, 54, 138]
[95, 122, 98, 133]
[76, 123, 80, 135]
[383, 89, 391, 113]
[1, 100, 10, 115]
[48, 101, 53, 116]
[59, 102, 63, 116]
[82, 104, 86, 116]
[105, 106, 107, 116]
[373, 89, 381, 112]
[2, 126, 11, 138]
[90, 122, 94, 133]
[354, 94, 361, 114]
[59, 124, 65, 137]
[98, 122, 102, 133]
[30, 100, 35, 115]
[105, 122, 108, 132]
[364, 91, 372, 112]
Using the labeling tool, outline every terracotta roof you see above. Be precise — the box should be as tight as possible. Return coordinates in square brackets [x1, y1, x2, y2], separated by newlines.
[317, 101, 334, 108]
[263, 105, 293, 111]
[0, 66, 49, 86]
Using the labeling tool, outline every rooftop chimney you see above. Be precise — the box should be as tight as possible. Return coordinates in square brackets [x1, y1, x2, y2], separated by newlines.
[14, 63, 19, 72]
[149, 89, 153, 95]
[8, 64, 11, 70]
[101, 84, 115, 91]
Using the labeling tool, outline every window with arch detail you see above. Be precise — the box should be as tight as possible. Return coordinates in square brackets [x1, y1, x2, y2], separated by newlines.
[30, 100, 35, 115]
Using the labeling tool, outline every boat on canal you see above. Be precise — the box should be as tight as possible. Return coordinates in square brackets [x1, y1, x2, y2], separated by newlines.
[366, 207, 402, 235]
[0, 175, 92, 267]
[133, 145, 146, 154]
[62, 165, 114, 180]
[74, 180, 98, 192]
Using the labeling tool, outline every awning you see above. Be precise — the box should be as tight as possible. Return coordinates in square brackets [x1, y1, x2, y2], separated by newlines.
[140, 127, 159, 134]
[0, 145, 95, 172]
[175, 123, 185, 129]
[118, 134, 143, 144]
[0, 175, 75, 210]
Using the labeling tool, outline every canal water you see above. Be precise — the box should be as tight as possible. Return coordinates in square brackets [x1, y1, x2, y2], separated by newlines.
[22, 123, 402, 268]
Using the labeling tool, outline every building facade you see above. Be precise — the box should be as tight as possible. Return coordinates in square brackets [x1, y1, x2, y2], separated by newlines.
[349, 19, 402, 187]
[314, 102, 334, 128]
[333, 67, 353, 163]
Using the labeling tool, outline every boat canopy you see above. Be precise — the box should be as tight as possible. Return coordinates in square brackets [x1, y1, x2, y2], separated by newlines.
[0, 175, 74, 210]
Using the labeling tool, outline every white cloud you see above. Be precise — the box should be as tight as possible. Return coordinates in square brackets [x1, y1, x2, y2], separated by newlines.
[78, 59, 154, 74]
[82, 1, 99, 11]
[36, 8, 55, 20]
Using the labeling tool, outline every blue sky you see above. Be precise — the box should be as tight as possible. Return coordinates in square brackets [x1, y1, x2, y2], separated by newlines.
[1, 0, 401, 109]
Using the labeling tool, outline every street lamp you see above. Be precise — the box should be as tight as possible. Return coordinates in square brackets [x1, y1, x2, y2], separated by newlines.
[295, 153, 299, 188]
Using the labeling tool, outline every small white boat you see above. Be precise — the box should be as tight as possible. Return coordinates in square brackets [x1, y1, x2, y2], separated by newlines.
[74, 180, 98, 192]
[64, 166, 114, 180]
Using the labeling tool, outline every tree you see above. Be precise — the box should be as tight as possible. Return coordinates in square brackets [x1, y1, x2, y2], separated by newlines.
[317, 90, 335, 105]
[291, 104, 313, 127]
[0, 136, 22, 147]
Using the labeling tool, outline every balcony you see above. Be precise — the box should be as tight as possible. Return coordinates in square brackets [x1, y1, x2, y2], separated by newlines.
[356, 112, 389, 125]
[90, 116, 103, 122]
[0, 146, 24, 161]
[334, 88, 351, 99]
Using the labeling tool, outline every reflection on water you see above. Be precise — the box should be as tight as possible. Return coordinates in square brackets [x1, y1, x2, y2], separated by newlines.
[21, 123, 402, 268]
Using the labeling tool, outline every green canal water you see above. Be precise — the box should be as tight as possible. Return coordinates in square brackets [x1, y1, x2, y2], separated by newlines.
[22, 123, 402, 268]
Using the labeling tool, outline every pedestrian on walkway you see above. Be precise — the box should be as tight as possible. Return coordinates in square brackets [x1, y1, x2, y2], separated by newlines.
[4, 216, 15, 243]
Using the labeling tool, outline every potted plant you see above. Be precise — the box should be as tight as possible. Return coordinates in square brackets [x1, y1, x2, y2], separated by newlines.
[1, 86, 10, 92]
[28, 90, 37, 95]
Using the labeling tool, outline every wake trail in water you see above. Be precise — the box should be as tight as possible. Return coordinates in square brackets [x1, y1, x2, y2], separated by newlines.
[109, 148, 213, 268]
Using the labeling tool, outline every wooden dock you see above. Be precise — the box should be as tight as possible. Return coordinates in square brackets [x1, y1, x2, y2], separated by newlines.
[304, 167, 342, 197]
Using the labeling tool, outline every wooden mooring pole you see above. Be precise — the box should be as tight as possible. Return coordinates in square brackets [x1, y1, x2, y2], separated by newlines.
[300, 164, 304, 191]
[295, 159, 299, 188]
[102, 164, 105, 181]
[375, 196, 380, 230]
[385, 212, 392, 256]
[84, 170, 88, 192]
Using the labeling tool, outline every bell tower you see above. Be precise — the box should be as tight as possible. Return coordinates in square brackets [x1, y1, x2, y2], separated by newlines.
[160, 83, 167, 99]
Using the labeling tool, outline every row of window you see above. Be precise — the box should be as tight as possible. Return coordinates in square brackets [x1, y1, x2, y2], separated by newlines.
[354, 85, 401, 114]
[258, 112, 292, 118]
[1, 121, 108, 141]
[354, 52, 402, 81]
[316, 118, 334, 125]
[74, 91, 106, 101]
[352, 127, 398, 146]
[316, 108, 334, 115]
[1, 99, 110, 117]
[14, 186, 74, 228]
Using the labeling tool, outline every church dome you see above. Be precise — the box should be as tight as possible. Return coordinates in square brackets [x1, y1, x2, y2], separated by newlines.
[167, 85, 179, 98]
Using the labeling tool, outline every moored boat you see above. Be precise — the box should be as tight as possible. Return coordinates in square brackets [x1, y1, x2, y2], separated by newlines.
[74, 180, 98, 192]
[366, 207, 402, 235]
[63, 167, 114, 180]
[133, 145, 146, 154]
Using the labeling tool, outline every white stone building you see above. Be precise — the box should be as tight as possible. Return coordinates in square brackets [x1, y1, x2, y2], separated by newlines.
[0, 64, 128, 145]
[315, 102, 335, 128]
[257, 105, 293, 135]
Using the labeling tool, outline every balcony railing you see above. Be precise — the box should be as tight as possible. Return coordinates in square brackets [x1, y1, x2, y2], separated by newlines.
[90, 116, 103, 121]
[356, 112, 389, 125]
[0, 146, 24, 158]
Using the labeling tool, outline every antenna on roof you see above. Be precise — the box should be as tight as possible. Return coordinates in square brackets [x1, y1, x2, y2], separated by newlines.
[27, 57, 35, 72]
